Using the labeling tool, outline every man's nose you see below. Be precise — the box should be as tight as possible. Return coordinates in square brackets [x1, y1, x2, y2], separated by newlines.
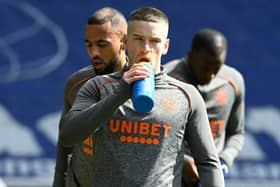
[142, 41, 151, 50]
[91, 46, 101, 56]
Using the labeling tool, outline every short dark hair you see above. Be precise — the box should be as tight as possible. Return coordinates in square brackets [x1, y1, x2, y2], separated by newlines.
[128, 7, 168, 25]
[87, 7, 127, 35]
[191, 28, 227, 56]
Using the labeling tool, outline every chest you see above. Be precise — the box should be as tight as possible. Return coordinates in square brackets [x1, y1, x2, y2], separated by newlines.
[97, 86, 191, 147]
[199, 83, 235, 120]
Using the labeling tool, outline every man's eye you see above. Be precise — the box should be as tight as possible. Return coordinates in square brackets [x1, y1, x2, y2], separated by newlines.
[151, 39, 160, 43]
[97, 42, 109, 47]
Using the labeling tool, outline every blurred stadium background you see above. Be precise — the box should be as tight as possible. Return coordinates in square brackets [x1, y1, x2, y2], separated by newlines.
[0, 0, 279, 186]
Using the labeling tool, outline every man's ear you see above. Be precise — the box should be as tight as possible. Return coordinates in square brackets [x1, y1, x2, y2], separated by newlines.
[121, 34, 127, 50]
[162, 38, 170, 55]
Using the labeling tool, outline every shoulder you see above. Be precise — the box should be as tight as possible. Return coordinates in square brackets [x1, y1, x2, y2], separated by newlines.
[217, 64, 245, 95]
[165, 74, 195, 90]
[164, 58, 185, 72]
[64, 66, 95, 91]
[64, 66, 96, 104]
[92, 71, 122, 82]
[66, 66, 95, 84]
[84, 71, 123, 89]
[219, 65, 244, 81]
[165, 74, 203, 107]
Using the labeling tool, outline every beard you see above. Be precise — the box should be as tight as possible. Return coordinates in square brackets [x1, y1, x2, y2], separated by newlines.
[94, 58, 118, 75]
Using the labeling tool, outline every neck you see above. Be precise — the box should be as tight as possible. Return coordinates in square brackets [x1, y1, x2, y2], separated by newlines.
[115, 52, 127, 72]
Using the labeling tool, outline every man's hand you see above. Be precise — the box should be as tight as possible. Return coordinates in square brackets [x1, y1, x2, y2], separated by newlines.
[123, 64, 151, 84]
[182, 154, 199, 182]
[220, 158, 229, 177]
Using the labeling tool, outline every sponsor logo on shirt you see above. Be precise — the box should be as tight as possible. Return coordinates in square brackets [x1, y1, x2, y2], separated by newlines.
[109, 119, 172, 144]
[210, 120, 225, 139]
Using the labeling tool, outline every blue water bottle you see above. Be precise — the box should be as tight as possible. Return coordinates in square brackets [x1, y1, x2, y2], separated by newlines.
[132, 62, 155, 113]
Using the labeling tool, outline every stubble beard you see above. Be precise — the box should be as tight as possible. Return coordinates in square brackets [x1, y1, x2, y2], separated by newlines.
[94, 58, 119, 75]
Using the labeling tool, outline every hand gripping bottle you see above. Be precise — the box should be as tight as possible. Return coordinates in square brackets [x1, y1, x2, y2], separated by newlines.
[132, 62, 155, 113]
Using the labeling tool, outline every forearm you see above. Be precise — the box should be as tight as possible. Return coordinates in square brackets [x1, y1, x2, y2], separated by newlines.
[199, 164, 225, 187]
[221, 96, 245, 167]
[187, 102, 224, 186]
[193, 139, 227, 187]
[219, 131, 244, 167]
[59, 81, 131, 146]
[194, 140, 224, 186]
